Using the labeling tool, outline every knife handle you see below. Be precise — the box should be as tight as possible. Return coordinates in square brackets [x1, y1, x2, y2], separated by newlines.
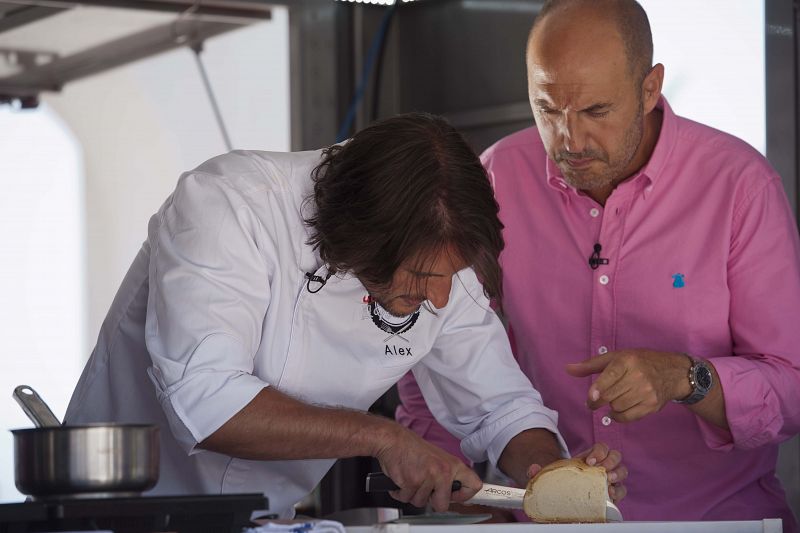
[365, 472, 462, 492]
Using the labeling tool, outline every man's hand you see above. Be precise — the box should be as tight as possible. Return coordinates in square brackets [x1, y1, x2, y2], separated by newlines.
[374, 425, 482, 512]
[575, 443, 627, 502]
[525, 443, 627, 503]
[565, 349, 692, 422]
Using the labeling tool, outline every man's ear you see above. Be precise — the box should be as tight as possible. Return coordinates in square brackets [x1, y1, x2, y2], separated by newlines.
[642, 63, 665, 113]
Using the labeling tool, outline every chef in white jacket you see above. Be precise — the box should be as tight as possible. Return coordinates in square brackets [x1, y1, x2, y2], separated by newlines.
[66, 113, 626, 518]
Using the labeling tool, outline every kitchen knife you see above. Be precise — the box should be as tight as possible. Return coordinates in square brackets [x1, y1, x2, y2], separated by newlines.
[365, 472, 623, 522]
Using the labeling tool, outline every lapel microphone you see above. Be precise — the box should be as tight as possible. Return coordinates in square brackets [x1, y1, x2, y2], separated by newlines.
[305, 271, 333, 293]
[588, 243, 609, 270]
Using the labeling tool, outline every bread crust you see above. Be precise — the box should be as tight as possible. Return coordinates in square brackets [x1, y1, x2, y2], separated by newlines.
[523, 458, 608, 523]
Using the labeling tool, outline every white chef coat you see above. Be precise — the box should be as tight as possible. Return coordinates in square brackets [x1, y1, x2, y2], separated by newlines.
[65, 149, 566, 518]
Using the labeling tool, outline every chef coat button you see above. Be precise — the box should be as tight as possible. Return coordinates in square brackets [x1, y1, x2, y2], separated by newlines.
[598, 346, 608, 354]
[590, 208, 600, 218]
[599, 275, 609, 285]
[601, 416, 612, 426]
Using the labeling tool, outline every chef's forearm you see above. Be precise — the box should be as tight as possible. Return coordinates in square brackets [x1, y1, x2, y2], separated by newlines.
[199, 386, 399, 460]
[497, 428, 562, 487]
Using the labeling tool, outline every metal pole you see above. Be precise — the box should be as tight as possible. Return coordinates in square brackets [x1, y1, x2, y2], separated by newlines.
[192, 42, 233, 152]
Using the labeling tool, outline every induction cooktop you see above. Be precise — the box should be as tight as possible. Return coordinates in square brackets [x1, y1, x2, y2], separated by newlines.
[0, 493, 268, 533]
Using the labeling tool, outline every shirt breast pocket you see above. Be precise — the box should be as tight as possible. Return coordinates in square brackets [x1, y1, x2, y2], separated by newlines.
[617, 264, 730, 354]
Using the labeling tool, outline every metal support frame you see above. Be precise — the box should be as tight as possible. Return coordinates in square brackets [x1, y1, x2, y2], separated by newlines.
[766, 0, 799, 523]
[766, 0, 798, 217]
[289, 0, 350, 151]
[0, 0, 272, 21]
[0, 17, 263, 99]
[444, 101, 532, 130]
[0, 4, 63, 33]
[0, 0, 272, 104]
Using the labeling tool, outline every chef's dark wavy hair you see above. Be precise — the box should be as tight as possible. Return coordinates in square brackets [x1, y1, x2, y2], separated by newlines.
[305, 112, 504, 301]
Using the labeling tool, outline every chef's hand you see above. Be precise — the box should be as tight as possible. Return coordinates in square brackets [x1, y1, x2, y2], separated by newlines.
[524, 443, 627, 503]
[566, 349, 692, 422]
[375, 425, 482, 511]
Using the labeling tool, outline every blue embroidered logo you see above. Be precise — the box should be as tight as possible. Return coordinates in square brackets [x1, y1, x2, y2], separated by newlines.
[672, 273, 685, 288]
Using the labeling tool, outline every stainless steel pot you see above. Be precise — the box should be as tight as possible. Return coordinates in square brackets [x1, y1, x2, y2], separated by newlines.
[12, 385, 160, 499]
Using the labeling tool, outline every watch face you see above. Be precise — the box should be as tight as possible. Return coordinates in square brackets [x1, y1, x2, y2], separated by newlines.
[695, 365, 713, 390]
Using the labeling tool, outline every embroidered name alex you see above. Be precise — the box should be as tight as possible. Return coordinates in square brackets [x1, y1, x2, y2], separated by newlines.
[385, 345, 413, 357]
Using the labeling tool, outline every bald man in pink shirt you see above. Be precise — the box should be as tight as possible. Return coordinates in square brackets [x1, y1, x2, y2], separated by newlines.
[396, 0, 800, 529]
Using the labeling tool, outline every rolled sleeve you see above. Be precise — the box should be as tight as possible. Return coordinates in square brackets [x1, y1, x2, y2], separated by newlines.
[461, 398, 568, 466]
[148, 334, 268, 453]
[701, 177, 800, 450]
[703, 356, 788, 451]
[145, 170, 273, 452]
[412, 269, 568, 466]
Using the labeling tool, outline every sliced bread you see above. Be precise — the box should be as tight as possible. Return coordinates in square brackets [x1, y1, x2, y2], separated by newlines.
[522, 458, 608, 523]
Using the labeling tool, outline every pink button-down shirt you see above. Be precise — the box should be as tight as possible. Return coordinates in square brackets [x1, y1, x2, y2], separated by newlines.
[396, 98, 800, 529]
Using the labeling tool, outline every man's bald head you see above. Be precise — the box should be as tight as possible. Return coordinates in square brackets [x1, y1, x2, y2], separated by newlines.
[524, 0, 664, 200]
[529, 0, 653, 85]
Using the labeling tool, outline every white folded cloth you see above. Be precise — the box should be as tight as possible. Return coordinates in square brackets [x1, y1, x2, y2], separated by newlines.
[244, 519, 346, 533]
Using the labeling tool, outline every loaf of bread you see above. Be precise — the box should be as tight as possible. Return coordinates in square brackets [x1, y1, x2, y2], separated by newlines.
[522, 458, 608, 523]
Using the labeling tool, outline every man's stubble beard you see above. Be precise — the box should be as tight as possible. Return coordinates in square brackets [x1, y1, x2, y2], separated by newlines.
[559, 101, 644, 192]
[369, 291, 424, 318]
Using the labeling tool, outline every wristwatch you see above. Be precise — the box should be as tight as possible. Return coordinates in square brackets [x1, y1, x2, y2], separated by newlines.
[674, 355, 713, 405]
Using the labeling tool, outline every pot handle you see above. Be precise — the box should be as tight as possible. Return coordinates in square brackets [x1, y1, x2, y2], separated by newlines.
[13, 385, 62, 428]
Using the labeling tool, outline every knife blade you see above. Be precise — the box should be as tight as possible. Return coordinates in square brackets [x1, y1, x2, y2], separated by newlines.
[364, 472, 623, 522]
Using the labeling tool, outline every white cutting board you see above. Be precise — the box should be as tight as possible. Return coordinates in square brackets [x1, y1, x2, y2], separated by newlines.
[345, 518, 782, 533]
